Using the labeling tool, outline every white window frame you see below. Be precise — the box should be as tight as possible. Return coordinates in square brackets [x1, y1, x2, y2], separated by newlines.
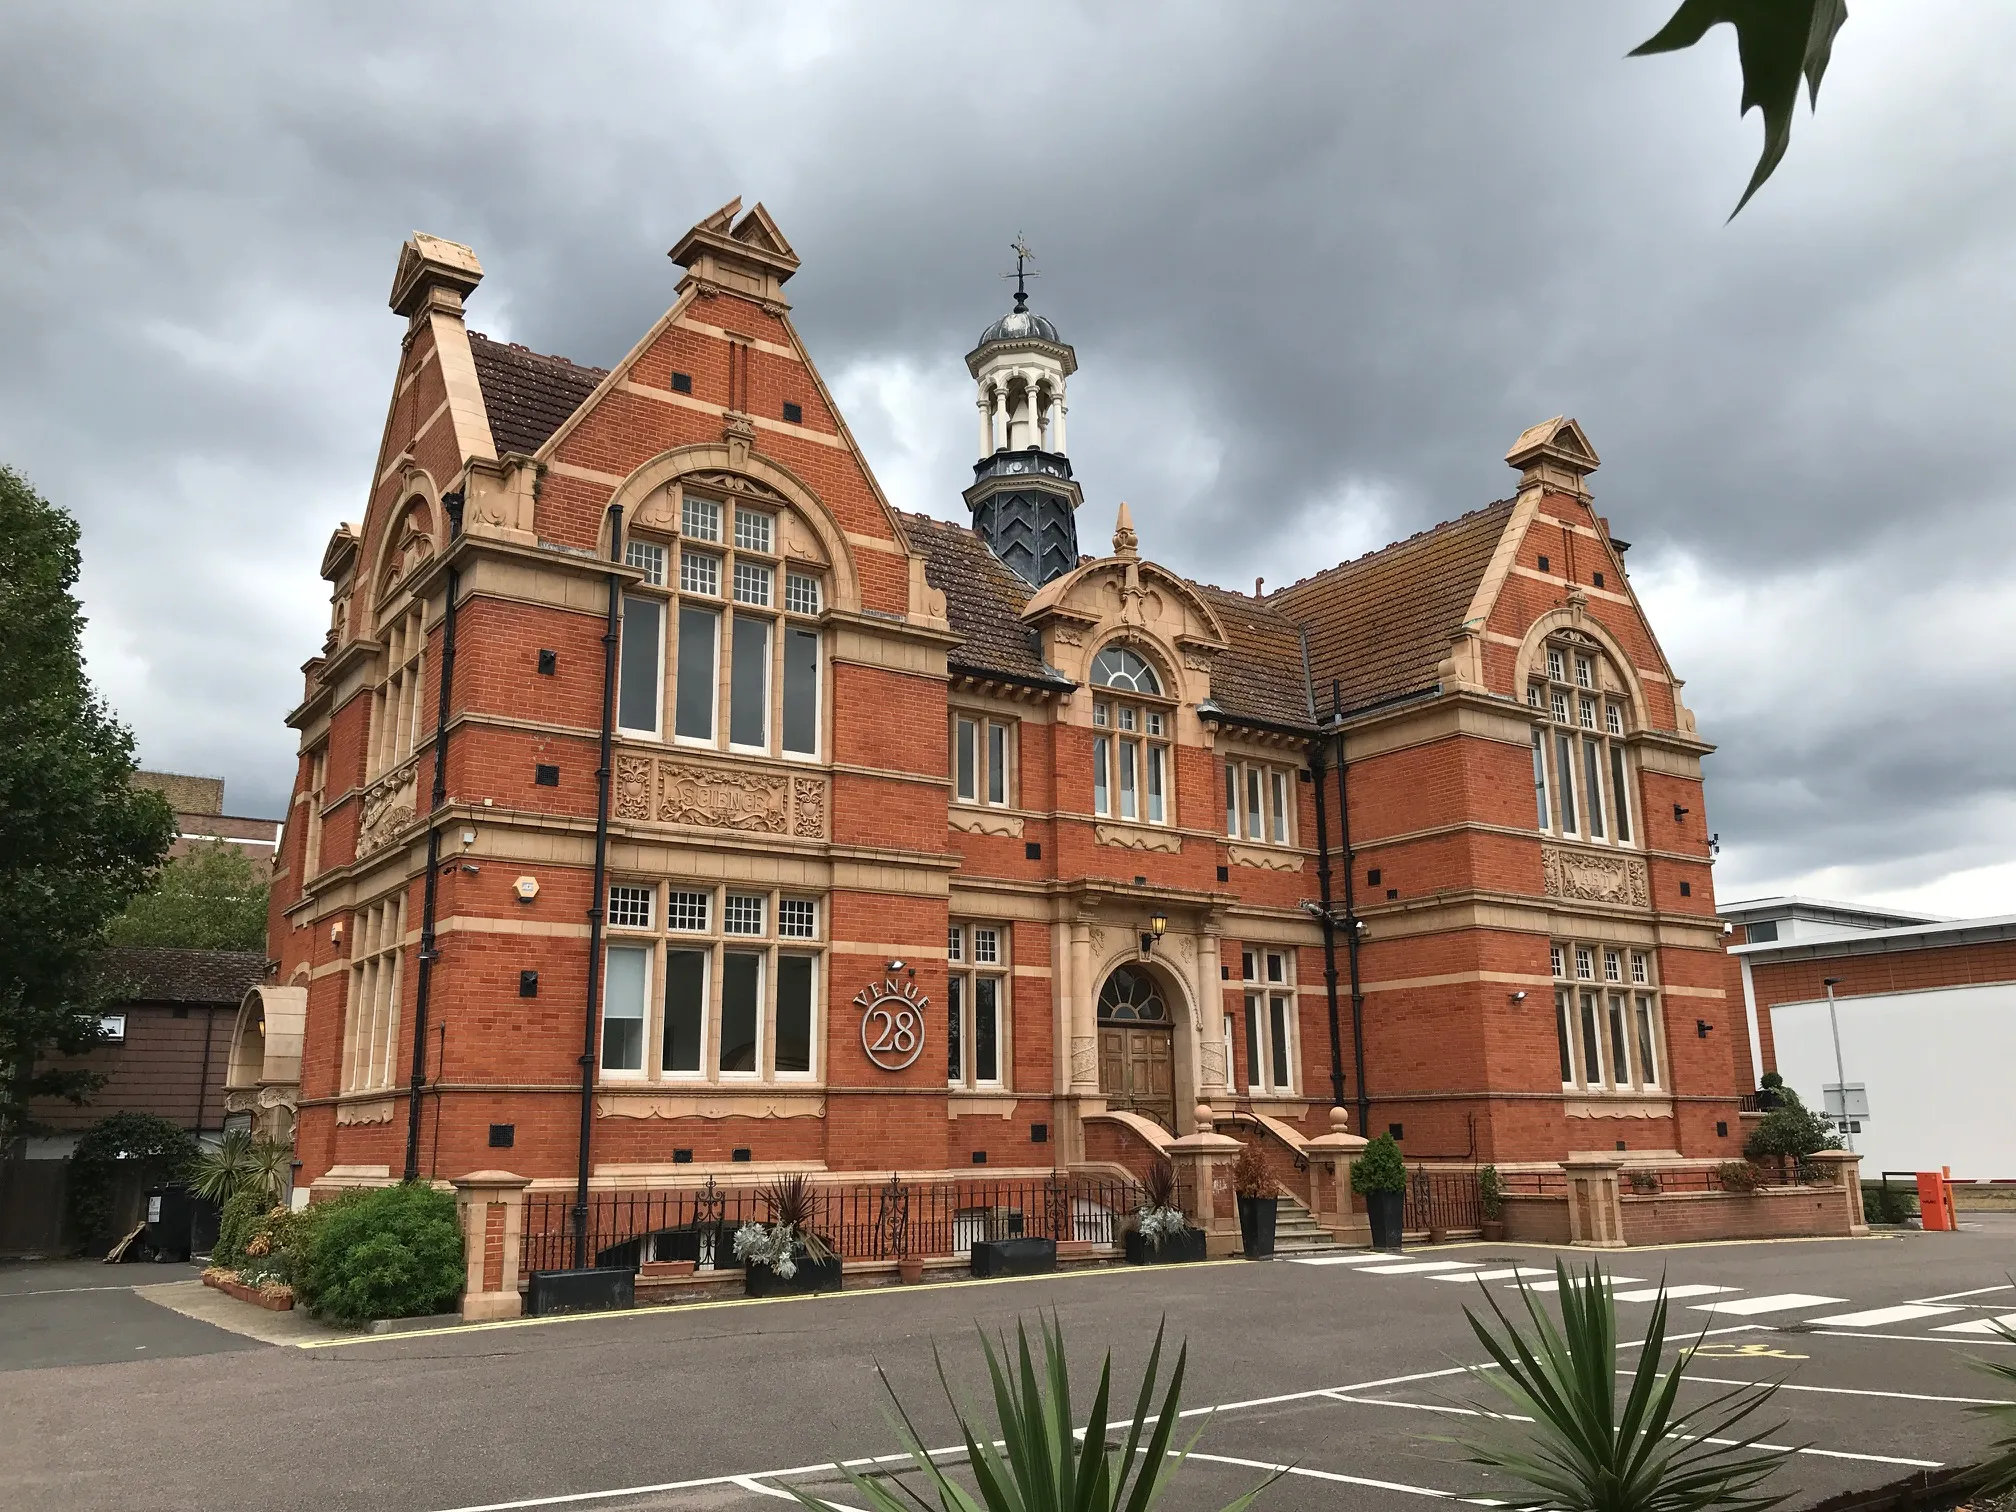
[953, 713, 1016, 807]
[1223, 756, 1297, 845]
[947, 922, 1009, 1090]
[1530, 638, 1636, 848]
[1239, 949, 1297, 1095]
[1551, 937, 1664, 1093]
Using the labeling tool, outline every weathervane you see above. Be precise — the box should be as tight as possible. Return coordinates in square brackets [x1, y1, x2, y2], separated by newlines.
[1004, 234, 1038, 312]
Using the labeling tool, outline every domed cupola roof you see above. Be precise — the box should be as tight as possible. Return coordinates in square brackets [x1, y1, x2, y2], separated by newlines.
[978, 307, 1064, 347]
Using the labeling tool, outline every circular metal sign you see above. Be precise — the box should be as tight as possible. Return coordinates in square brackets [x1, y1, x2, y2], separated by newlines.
[855, 978, 929, 1072]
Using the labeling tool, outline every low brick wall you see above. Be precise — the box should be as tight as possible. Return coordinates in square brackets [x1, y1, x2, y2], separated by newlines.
[1621, 1186, 1854, 1245]
[1501, 1193, 1572, 1245]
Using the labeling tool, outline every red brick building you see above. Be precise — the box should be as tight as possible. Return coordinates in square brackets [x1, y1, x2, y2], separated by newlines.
[268, 200, 1742, 1219]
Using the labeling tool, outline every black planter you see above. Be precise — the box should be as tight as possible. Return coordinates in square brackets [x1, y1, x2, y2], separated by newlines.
[971, 1235, 1058, 1278]
[1365, 1189, 1405, 1251]
[528, 1266, 635, 1316]
[1237, 1196, 1279, 1259]
[745, 1253, 844, 1297]
[1124, 1225, 1209, 1265]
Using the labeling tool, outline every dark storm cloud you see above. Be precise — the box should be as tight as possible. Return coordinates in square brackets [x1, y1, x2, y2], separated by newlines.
[3, 2, 2012, 912]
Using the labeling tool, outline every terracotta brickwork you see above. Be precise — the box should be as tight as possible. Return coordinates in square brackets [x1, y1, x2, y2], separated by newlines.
[270, 207, 1740, 1213]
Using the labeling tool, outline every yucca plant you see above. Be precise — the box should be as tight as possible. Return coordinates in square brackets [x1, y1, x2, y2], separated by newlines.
[1964, 1318, 2016, 1496]
[1460, 1260, 1788, 1512]
[733, 1172, 836, 1277]
[785, 1313, 1273, 1512]
[184, 1131, 256, 1203]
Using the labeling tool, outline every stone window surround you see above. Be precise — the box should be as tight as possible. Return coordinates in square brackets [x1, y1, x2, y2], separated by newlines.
[946, 920, 1012, 1091]
[1238, 946, 1299, 1097]
[1529, 635, 1638, 850]
[1551, 936, 1665, 1095]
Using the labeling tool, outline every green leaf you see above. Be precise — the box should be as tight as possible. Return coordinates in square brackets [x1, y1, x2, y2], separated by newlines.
[1630, 0, 1849, 217]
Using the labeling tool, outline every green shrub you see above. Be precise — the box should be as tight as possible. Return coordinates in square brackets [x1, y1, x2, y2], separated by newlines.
[1351, 1133, 1407, 1194]
[1715, 1161, 1759, 1194]
[1743, 1103, 1840, 1165]
[1477, 1164, 1504, 1219]
[296, 1182, 463, 1326]
[1862, 1182, 1915, 1225]
[212, 1187, 266, 1270]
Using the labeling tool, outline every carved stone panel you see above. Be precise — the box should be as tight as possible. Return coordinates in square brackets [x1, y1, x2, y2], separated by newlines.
[1541, 845, 1650, 908]
[1094, 822, 1182, 853]
[1227, 843, 1302, 873]
[1070, 1035, 1099, 1085]
[355, 761, 418, 857]
[618, 755, 830, 841]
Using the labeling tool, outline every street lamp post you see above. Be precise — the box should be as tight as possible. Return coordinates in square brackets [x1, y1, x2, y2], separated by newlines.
[1823, 976, 1852, 1153]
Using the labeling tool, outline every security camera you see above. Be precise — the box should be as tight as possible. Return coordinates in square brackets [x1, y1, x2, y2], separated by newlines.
[1722, 920, 1734, 936]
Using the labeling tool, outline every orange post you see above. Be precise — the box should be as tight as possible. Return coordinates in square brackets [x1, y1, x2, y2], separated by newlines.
[1915, 1170, 1958, 1232]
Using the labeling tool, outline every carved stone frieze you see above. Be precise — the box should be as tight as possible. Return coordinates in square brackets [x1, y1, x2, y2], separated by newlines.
[597, 1092, 826, 1120]
[355, 761, 419, 857]
[949, 808, 1025, 838]
[1198, 1040, 1229, 1090]
[685, 468, 784, 504]
[335, 1097, 396, 1126]
[1541, 845, 1650, 908]
[1070, 1035, 1099, 1085]
[1089, 926, 1108, 959]
[615, 755, 830, 841]
[1094, 822, 1182, 853]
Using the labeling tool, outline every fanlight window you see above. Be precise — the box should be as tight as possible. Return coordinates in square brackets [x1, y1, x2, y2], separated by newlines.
[1090, 646, 1160, 694]
[1097, 966, 1167, 1023]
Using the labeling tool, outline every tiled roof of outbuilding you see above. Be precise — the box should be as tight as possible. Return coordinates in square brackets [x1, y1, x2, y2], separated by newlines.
[95, 948, 267, 1006]
[468, 333, 608, 457]
[1271, 500, 1516, 714]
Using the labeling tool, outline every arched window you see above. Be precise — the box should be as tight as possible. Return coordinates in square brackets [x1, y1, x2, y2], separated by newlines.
[1097, 965, 1168, 1023]
[1088, 645, 1172, 825]
[1091, 646, 1160, 694]
[1528, 635, 1634, 846]
[615, 484, 826, 758]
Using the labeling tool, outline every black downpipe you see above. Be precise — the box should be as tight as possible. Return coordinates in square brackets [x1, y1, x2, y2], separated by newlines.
[1332, 678, 1371, 1138]
[573, 503, 624, 1269]
[404, 490, 464, 1184]
[1303, 632, 1345, 1110]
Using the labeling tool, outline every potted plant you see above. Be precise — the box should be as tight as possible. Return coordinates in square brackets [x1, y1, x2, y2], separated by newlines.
[1351, 1133, 1408, 1250]
[898, 1252, 926, 1286]
[1232, 1142, 1279, 1260]
[1123, 1157, 1207, 1265]
[1477, 1164, 1505, 1242]
[733, 1174, 843, 1296]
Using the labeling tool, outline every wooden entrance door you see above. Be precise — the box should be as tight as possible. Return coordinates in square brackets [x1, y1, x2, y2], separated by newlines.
[1098, 1026, 1175, 1133]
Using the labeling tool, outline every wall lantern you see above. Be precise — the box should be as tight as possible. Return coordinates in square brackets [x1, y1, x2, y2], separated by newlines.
[1141, 909, 1169, 956]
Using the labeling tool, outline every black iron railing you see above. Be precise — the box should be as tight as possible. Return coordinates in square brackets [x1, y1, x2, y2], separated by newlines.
[1402, 1167, 1485, 1232]
[522, 1172, 1145, 1276]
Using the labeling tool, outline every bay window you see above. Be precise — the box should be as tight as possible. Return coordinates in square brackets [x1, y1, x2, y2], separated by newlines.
[613, 487, 825, 759]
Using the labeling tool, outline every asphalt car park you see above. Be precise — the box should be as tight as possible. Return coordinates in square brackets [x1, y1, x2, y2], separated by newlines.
[1, 1219, 2011, 1512]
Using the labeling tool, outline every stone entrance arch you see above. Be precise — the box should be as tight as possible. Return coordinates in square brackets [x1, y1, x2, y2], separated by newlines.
[223, 984, 307, 1143]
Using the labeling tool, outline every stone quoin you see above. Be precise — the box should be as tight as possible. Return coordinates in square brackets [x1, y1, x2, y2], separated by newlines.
[266, 198, 1742, 1224]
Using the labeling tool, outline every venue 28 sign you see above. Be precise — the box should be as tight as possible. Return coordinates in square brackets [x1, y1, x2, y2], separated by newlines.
[855, 977, 929, 1072]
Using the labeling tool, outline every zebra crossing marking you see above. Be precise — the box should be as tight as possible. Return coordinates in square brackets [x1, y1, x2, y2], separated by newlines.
[1687, 1293, 1846, 1316]
[1355, 1260, 1480, 1276]
[1807, 1304, 1962, 1328]
[1431, 1267, 1555, 1283]
[1286, 1253, 1394, 1266]
[1612, 1283, 1732, 1301]
[1933, 1312, 2016, 1336]
[1525, 1276, 1645, 1293]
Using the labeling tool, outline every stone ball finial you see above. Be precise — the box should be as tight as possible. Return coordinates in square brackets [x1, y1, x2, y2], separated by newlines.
[1329, 1105, 1350, 1132]
[1194, 1102, 1215, 1126]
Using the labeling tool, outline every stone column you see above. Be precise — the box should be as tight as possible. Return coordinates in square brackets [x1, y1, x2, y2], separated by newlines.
[1068, 917, 1098, 1093]
[1563, 1156, 1627, 1248]
[1052, 397, 1066, 453]
[1303, 1105, 1371, 1246]
[1190, 925, 1230, 1099]
[453, 1170, 531, 1321]
[1806, 1150, 1869, 1237]
[1167, 1103, 1244, 1257]
[991, 387, 1007, 452]
[977, 394, 994, 457]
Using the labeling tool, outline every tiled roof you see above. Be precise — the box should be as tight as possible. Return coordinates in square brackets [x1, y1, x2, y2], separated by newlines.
[1189, 583, 1313, 730]
[902, 513, 1316, 728]
[903, 513, 1060, 685]
[1272, 500, 1516, 714]
[95, 948, 267, 1006]
[468, 333, 608, 457]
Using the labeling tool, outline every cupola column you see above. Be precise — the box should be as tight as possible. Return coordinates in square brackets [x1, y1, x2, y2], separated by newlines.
[976, 394, 993, 457]
[990, 385, 1007, 452]
[1051, 397, 1066, 453]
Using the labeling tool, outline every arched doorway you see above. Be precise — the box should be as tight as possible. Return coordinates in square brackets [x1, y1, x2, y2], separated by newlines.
[1097, 964, 1177, 1133]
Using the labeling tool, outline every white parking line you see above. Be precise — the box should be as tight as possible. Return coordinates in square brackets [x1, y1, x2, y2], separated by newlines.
[1680, 1374, 2012, 1406]
[1913, 1283, 2016, 1304]
[1934, 1312, 2016, 1336]
[1181, 1450, 1498, 1504]
[1288, 1253, 1393, 1266]
[1613, 1284, 1734, 1301]
[1687, 1293, 1845, 1316]
[1522, 1276, 1644, 1292]
[1431, 1268, 1555, 1283]
[1357, 1261, 1480, 1276]
[1807, 1304, 1962, 1327]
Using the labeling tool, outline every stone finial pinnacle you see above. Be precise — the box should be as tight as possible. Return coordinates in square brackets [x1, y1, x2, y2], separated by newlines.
[1112, 501, 1139, 559]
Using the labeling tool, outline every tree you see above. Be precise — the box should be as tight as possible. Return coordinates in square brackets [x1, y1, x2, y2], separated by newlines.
[0, 466, 176, 1149]
[1632, 1, 1848, 218]
[106, 841, 269, 950]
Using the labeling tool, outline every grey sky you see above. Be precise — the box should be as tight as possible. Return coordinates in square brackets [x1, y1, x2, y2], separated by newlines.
[4, 2, 2011, 915]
